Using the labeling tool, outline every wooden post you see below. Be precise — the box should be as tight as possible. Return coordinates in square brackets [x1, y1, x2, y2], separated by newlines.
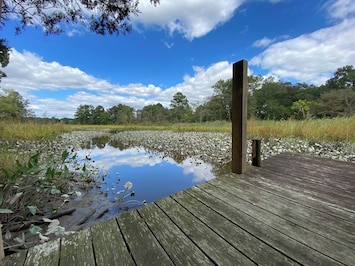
[232, 60, 248, 174]
[0, 223, 4, 261]
[252, 139, 261, 167]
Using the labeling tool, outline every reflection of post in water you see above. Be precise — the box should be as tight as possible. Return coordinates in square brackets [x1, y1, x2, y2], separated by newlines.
[231, 60, 248, 174]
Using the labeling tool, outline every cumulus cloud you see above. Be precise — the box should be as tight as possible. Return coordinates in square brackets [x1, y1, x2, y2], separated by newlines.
[134, 0, 245, 40]
[0, 49, 232, 118]
[163, 62, 232, 102]
[2, 49, 112, 91]
[250, 17, 355, 85]
[325, 0, 355, 20]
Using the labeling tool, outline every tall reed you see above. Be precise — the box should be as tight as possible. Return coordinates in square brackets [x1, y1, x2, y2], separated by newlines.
[1, 116, 354, 142]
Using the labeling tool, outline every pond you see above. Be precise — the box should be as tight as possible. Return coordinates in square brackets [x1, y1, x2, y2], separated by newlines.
[74, 136, 218, 218]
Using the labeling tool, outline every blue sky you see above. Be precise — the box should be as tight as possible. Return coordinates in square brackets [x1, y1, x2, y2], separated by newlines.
[1, 0, 355, 118]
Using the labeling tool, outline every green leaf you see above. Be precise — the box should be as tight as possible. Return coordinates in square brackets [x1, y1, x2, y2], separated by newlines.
[45, 225, 66, 236]
[61, 150, 69, 163]
[0, 208, 14, 214]
[27, 205, 38, 215]
[51, 188, 61, 195]
[29, 224, 42, 235]
[14, 233, 26, 245]
[28, 152, 40, 169]
[2, 168, 12, 180]
[0, 193, 3, 205]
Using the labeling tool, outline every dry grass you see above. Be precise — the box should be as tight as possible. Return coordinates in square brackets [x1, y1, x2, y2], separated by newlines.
[1, 116, 354, 142]
[247, 116, 355, 142]
[1, 117, 354, 182]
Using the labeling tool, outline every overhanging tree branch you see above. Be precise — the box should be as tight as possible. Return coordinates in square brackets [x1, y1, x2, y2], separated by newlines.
[1, 0, 160, 35]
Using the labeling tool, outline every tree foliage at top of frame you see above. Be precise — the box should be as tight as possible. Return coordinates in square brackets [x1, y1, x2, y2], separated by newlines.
[0, 0, 160, 35]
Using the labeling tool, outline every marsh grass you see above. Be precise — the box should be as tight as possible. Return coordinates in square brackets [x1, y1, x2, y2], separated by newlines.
[1, 117, 355, 142]
[0, 121, 70, 140]
[247, 116, 355, 142]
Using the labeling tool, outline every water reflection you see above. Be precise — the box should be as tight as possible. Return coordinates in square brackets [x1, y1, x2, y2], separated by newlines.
[76, 141, 215, 209]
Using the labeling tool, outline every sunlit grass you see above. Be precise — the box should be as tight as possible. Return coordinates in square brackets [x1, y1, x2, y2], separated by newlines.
[0, 120, 70, 140]
[247, 116, 355, 142]
[1, 116, 354, 142]
[1, 117, 354, 181]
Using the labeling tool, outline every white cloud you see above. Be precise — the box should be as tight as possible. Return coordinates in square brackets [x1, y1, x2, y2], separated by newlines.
[250, 18, 355, 85]
[134, 0, 245, 40]
[157, 61, 232, 106]
[325, 0, 355, 20]
[0, 49, 232, 118]
[253, 37, 275, 48]
[252, 35, 289, 48]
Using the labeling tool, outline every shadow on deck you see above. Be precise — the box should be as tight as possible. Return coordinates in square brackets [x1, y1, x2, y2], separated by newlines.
[2, 152, 355, 265]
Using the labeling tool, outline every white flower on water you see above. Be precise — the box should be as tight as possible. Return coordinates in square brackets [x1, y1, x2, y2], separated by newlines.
[124, 181, 133, 190]
[38, 233, 50, 243]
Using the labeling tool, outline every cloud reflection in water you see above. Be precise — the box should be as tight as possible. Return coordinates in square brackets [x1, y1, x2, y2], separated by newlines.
[76, 144, 215, 204]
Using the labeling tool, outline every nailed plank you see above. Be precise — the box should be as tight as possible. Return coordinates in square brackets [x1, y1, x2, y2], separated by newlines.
[156, 196, 255, 265]
[25, 238, 60, 266]
[91, 218, 134, 266]
[186, 185, 342, 265]
[253, 164, 355, 209]
[217, 173, 355, 247]
[231, 169, 354, 223]
[269, 152, 355, 173]
[171, 190, 298, 265]
[262, 153, 355, 188]
[117, 211, 173, 265]
[0, 250, 27, 266]
[199, 181, 354, 265]
[138, 202, 214, 265]
[60, 228, 94, 266]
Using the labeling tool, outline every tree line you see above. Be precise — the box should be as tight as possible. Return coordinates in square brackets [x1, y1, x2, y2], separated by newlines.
[0, 65, 354, 123]
[73, 65, 355, 124]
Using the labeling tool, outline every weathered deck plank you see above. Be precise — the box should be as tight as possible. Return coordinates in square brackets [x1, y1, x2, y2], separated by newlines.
[91, 218, 134, 266]
[25, 238, 60, 266]
[60, 228, 94, 266]
[137, 203, 214, 265]
[156, 196, 255, 265]
[215, 174, 355, 247]
[200, 180, 354, 265]
[185, 185, 342, 265]
[0, 249, 27, 266]
[171, 190, 298, 265]
[1, 152, 354, 266]
[117, 210, 174, 265]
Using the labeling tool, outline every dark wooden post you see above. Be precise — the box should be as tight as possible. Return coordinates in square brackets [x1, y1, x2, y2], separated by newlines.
[252, 139, 261, 167]
[232, 60, 248, 174]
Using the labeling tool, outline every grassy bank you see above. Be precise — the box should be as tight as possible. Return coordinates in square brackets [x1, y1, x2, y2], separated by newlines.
[1, 116, 354, 142]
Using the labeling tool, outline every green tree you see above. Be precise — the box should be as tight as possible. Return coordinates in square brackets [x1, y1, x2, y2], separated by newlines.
[0, 39, 10, 80]
[0, 89, 33, 120]
[74, 104, 94, 124]
[252, 81, 293, 120]
[211, 79, 232, 121]
[291, 99, 313, 119]
[107, 104, 134, 124]
[0, 0, 159, 72]
[170, 92, 192, 122]
[139, 103, 168, 123]
[92, 105, 109, 124]
[0, 0, 159, 35]
[316, 89, 355, 117]
[326, 65, 355, 90]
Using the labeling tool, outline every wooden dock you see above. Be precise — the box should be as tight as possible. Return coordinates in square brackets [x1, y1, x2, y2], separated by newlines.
[1, 152, 354, 265]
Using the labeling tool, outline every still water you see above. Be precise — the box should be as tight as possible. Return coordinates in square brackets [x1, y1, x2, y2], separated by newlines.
[75, 137, 216, 214]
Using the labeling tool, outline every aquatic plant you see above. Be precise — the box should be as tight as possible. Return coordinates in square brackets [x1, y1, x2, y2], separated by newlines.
[114, 181, 146, 212]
